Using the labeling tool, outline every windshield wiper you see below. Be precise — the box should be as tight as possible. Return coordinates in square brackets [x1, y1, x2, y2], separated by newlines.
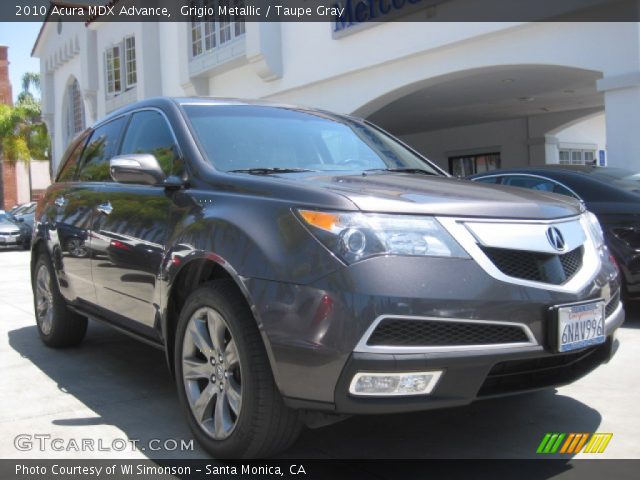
[366, 168, 438, 176]
[229, 167, 316, 174]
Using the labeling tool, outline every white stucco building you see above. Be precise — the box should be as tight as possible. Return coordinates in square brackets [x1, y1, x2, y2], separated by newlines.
[31, 5, 640, 176]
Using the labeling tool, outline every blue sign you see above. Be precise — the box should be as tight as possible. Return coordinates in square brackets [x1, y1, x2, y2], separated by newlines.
[598, 150, 606, 166]
[333, 0, 441, 35]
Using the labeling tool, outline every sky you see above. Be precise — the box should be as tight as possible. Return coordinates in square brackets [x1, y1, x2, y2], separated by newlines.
[0, 22, 43, 102]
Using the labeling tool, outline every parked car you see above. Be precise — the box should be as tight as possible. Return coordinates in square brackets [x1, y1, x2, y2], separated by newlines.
[469, 166, 640, 299]
[31, 98, 623, 458]
[11, 201, 37, 218]
[11, 202, 36, 248]
[56, 222, 90, 258]
[0, 212, 31, 250]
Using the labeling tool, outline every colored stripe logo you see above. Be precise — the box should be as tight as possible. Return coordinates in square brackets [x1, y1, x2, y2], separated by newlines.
[537, 433, 612, 454]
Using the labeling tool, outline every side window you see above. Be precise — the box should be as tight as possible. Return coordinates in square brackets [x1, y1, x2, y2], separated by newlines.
[56, 133, 89, 182]
[473, 176, 500, 185]
[502, 175, 556, 192]
[77, 117, 126, 182]
[120, 110, 183, 178]
[552, 182, 581, 200]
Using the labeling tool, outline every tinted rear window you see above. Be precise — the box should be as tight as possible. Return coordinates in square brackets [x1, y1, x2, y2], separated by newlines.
[57, 133, 89, 182]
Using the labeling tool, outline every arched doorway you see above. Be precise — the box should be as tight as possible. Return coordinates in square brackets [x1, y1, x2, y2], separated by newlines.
[352, 65, 605, 173]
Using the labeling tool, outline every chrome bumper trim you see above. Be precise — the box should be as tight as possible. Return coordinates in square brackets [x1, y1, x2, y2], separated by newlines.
[605, 301, 625, 336]
[353, 315, 538, 354]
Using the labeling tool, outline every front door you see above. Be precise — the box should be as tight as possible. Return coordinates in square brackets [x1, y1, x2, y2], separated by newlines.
[92, 109, 183, 332]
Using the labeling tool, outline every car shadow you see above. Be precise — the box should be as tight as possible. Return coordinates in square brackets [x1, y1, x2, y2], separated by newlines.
[7, 322, 204, 459]
[8, 322, 602, 465]
[286, 389, 601, 460]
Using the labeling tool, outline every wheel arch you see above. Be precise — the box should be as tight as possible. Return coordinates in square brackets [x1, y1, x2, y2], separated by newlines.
[162, 253, 282, 389]
[30, 238, 49, 287]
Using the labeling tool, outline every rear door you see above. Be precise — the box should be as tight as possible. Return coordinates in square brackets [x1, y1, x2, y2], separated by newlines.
[65, 117, 127, 308]
[40, 118, 126, 307]
[92, 109, 183, 333]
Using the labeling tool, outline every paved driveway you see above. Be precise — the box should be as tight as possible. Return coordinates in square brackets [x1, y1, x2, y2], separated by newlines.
[1, 249, 639, 459]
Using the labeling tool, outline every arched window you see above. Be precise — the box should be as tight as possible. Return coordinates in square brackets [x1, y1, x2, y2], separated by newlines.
[65, 78, 85, 143]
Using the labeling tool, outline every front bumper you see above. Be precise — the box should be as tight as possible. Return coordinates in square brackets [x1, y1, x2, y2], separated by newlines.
[244, 253, 623, 414]
[0, 233, 26, 246]
[332, 305, 621, 414]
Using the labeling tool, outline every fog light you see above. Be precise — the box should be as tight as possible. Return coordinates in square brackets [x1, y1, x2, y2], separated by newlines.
[349, 371, 443, 396]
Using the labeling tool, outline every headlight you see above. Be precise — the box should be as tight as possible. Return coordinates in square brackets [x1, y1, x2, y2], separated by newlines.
[586, 211, 605, 248]
[297, 209, 469, 264]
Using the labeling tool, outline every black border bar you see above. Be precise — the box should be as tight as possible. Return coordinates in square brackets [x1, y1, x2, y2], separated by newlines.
[2, 459, 640, 480]
[3, 0, 640, 23]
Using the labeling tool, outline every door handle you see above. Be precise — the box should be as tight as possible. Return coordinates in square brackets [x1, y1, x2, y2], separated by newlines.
[97, 202, 113, 215]
[54, 196, 67, 208]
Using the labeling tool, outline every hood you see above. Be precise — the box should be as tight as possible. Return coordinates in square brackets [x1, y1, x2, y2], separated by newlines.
[0, 222, 21, 233]
[285, 172, 583, 220]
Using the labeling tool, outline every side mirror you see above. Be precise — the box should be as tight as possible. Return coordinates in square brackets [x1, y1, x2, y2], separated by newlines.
[17, 217, 24, 223]
[110, 154, 166, 185]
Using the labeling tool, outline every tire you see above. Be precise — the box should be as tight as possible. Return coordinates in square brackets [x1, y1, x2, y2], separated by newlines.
[33, 252, 88, 347]
[174, 280, 302, 458]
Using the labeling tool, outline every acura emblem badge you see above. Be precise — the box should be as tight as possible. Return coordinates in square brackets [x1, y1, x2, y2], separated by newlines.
[546, 227, 566, 251]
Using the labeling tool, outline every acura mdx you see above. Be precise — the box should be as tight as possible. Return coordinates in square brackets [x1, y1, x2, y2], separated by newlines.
[31, 97, 623, 458]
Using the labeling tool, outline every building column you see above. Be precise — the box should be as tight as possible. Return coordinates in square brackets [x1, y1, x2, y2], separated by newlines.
[598, 72, 640, 169]
[528, 135, 559, 166]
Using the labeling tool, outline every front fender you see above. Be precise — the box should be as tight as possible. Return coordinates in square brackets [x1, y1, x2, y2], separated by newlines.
[165, 190, 343, 284]
[159, 248, 288, 389]
[157, 189, 345, 381]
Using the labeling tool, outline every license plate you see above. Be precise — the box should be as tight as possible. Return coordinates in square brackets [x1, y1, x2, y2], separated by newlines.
[557, 301, 605, 352]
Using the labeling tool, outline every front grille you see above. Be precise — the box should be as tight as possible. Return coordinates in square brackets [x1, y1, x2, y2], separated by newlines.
[367, 318, 530, 347]
[0, 231, 20, 236]
[605, 290, 621, 318]
[480, 246, 584, 285]
[478, 342, 610, 396]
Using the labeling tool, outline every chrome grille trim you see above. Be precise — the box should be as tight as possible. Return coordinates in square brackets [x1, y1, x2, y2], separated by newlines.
[437, 214, 601, 294]
[465, 217, 586, 254]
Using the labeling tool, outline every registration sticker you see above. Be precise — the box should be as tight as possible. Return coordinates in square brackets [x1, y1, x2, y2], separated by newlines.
[557, 301, 605, 352]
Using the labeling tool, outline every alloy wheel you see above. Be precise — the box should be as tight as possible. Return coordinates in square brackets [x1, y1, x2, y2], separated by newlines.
[35, 264, 54, 335]
[182, 307, 242, 440]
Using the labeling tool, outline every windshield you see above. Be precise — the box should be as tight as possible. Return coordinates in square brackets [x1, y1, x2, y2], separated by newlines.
[586, 167, 640, 194]
[0, 214, 17, 226]
[12, 203, 35, 216]
[183, 105, 442, 175]
[587, 167, 639, 180]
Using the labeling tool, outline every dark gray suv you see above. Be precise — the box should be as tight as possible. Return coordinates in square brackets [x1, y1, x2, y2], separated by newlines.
[31, 97, 623, 458]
